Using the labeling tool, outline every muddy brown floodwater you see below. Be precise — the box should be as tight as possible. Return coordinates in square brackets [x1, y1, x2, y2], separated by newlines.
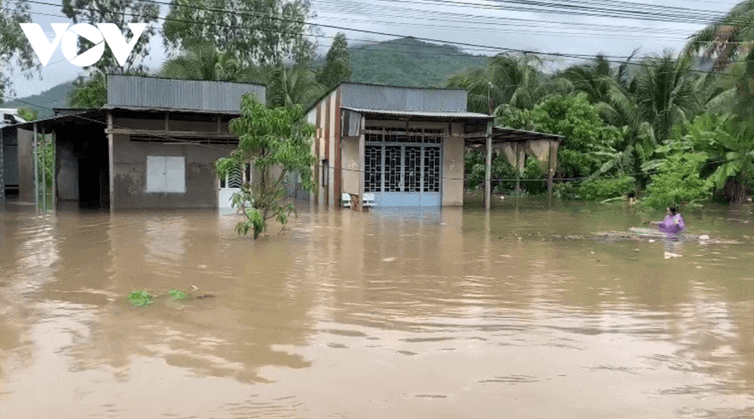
[2, 199, 754, 418]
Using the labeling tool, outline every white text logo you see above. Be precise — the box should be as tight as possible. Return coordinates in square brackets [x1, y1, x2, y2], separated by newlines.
[20, 23, 147, 67]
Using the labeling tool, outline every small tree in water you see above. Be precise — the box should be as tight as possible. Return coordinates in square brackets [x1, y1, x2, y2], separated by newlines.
[216, 95, 316, 239]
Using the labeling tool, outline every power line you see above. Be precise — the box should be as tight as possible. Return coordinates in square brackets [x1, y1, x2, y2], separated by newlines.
[17, 0, 747, 74]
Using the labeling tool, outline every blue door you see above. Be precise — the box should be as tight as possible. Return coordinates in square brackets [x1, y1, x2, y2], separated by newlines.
[364, 127, 442, 207]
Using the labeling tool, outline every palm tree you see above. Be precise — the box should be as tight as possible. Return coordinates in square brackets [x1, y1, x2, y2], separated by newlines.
[684, 1, 754, 111]
[264, 63, 325, 109]
[632, 53, 705, 145]
[559, 54, 617, 104]
[159, 44, 261, 83]
[685, 1, 754, 73]
[446, 53, 564, 114]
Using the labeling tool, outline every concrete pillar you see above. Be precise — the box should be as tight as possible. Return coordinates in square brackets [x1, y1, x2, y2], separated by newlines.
[108, 112, 115, 212]
[485, 121, 492, 211]
[547, 141, 556, 208]
[41, 128, 46, 212]
[52, 131, 56, 211]
[33, 122, 38, 211]
[1, 127, 4, 200]
[515, 143, 521, 194]
[357, 115, 365, 212]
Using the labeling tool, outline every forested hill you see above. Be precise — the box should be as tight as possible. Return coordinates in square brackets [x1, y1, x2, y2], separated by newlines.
[3, 81, 74, 119]
[348, 37, 489, 87]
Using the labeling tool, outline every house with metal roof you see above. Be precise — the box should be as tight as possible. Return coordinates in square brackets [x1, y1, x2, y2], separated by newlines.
[8, 75, 264, 210]
[304, 82, 561, 210]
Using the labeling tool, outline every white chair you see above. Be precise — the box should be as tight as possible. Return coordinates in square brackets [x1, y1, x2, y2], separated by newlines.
[342, 193, 352, 208]
[363, 193, 375, 208]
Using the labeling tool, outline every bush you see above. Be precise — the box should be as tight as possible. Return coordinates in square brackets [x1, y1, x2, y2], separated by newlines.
[579, 175, 636, 201]
[642, 151, 712, 209]
[466, 151, 519, 192]
[128, 290, 153, 307]
[523, 158, 547, 195]
[554, 182, 580, 200]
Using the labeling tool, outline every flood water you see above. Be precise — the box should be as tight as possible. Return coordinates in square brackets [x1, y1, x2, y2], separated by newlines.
[2, 199, 754, 418]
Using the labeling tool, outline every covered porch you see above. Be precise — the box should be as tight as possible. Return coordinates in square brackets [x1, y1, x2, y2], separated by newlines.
[340, 107, 493, 210]
[464, 124, 562, 209]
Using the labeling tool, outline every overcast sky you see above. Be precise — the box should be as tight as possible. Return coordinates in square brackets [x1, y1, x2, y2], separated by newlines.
[5, 0, 744, 100]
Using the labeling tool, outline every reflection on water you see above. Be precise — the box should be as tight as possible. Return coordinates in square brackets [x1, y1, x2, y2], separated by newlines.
[1, 201, 754, 418]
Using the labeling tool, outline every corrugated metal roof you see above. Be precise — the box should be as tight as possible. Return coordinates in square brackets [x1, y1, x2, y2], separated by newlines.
[342, 107, 492, 119]
[107, 75, 265, 112]
[103, 105, 241, 115]
[341, 84, 468, 113]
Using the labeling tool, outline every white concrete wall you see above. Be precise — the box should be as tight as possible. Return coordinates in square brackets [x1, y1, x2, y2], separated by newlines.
[442, 122, 465, 206]
[341, 137, 359, 195]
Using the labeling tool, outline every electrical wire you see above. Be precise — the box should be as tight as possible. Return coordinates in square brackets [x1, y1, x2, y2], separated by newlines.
[15, 0, 749, 76]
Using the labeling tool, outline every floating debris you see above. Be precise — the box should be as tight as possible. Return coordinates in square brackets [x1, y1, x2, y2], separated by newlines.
[552, 228, 743, 244]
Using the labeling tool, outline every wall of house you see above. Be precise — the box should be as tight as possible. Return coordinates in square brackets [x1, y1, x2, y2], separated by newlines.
[17, 129, 33, 202]
[341, 136, 359, 195]
[310, 87, 342, 207]
[111, 117, 235, 209]
[442, 122, 465, 206]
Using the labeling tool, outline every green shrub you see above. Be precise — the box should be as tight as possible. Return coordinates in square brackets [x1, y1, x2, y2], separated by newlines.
[579, 175, 636, 201]
[523, 158, 547, 195]
[128, 290, 153, 307]
[642, 151, 712, 209]
[554, 182, 580, 200]
[169, 289, 188, 300]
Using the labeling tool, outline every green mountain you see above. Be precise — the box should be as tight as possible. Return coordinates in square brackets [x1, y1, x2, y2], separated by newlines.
[347, 37, 489, 87]
[3, 81, 75, 119]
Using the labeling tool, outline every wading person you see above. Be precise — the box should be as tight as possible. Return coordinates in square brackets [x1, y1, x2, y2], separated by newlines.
[649, 205, 685, 236]
[649, 205, 685, 257]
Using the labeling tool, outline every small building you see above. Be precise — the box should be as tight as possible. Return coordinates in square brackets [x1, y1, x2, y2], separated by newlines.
[304, 83, 561, 210]
[305, 83, 494, 208]
[10, 75, 264, 210]
[1, 109, 27, 198]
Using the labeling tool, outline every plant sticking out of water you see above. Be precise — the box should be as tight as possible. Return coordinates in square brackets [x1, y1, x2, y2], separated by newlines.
[128, 290, 153, 307]
[169, 289, 188, 300]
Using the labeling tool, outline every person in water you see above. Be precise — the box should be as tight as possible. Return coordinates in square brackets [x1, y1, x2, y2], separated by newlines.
[650, 205, 685, 236]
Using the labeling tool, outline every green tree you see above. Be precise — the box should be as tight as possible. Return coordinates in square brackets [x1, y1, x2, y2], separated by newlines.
[446, 53, 565, 114]
[67, 71, 108, 108]
[316, 32, 352, 90]
[672, 113, 754, 203]
[265, 63, 325, 108]
[163, 0, 315, 67]
[498, 93, 623, 179]
[632, 53, 704, 146]
[16, 107, 37, 121]
[215, 95, 316, 239]
[61, 0, 159, 74]
[0, 0, 37, 102]
[685, 1, 754, 73]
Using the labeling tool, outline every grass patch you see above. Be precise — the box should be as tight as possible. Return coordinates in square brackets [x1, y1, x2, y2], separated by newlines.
[168, 289, 188, 300]
[128, 290, 153, 307]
